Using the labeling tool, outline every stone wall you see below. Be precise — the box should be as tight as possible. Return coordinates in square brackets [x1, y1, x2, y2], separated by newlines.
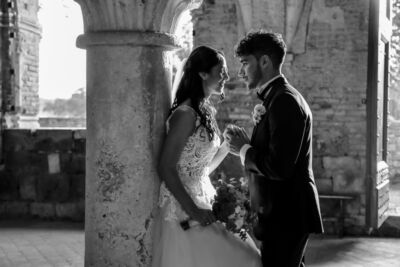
[4, 0, 41, 128]
[193, 0, 370, 234]
[0, 129, 85, 221]
[292, 0, 369, 195]
[16, 0, 41, 114]
[388, 119, 400, 180]
[389, 0, 400, 181]
[39, 117, 86, 128]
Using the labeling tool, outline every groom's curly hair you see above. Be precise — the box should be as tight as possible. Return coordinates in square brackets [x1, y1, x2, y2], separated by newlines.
[235, 30, 287, 69]
[171, 46, 224, 141]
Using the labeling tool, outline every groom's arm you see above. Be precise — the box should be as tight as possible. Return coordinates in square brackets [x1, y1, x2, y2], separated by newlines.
[243, 93, 306, 181]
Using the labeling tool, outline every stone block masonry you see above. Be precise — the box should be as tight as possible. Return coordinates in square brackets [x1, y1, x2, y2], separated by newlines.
[0, 129, 85, 221]
[17, 2, 41, 116]
[2, 0, 41, 128]
[388, 119, 400, 180]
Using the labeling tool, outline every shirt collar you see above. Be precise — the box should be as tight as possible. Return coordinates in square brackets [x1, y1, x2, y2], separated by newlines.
[257, 74, 284, 98]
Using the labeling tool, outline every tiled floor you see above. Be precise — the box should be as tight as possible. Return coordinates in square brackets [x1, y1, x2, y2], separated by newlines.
[1, 220, 400, 267]
[0, 221, 83, 267]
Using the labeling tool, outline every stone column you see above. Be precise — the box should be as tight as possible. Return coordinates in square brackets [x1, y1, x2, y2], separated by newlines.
[74, 1, 202, 266]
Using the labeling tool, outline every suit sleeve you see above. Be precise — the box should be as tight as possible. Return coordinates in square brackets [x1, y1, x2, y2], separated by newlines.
[244, 93, 306, 181]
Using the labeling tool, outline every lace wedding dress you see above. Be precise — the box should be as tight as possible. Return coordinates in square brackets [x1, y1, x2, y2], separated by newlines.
[151, 105, 262, 267]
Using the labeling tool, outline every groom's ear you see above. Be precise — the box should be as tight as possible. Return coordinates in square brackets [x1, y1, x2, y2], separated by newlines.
[259, 55, 271, 70]
[198, 72, 209, 80]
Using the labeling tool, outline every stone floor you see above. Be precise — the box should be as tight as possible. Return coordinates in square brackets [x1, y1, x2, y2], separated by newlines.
[0, 220, 400, 267]
[307, 235, 400, 267]
[0, 221, 83, 267]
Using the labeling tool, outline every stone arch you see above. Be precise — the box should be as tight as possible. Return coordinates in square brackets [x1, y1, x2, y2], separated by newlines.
[234, 0, 314, 55]
[235, 0, 252, 35]
[161, 0, 202, 34]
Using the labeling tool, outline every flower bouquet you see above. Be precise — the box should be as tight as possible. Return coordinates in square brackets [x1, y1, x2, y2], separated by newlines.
[211, 175, 252, 241]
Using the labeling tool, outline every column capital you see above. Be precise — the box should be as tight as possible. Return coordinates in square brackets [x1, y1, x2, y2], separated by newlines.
[74, 0, 202, 34]
[76, 31, 179, 49]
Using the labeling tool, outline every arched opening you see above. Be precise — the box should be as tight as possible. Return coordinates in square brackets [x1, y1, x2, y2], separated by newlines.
[0, 0, 86, 222]
[38, 0, 85, 128]
[170, 9, 193, 101]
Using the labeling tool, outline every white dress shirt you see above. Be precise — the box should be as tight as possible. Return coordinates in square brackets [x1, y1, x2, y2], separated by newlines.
[239, 74, 283, 166]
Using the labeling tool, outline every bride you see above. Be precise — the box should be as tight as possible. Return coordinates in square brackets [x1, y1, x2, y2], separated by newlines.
[152, 46, 262, 267]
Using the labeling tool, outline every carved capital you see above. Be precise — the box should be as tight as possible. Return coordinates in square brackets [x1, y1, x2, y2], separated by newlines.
[74, 0, 202, 33]
[76, 31, 179, 49]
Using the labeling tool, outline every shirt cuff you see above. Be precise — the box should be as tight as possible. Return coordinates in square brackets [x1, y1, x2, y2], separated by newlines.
[239, 144, 252, 166]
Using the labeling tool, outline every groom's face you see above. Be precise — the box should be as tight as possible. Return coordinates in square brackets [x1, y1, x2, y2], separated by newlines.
[238, 55, 262, 90]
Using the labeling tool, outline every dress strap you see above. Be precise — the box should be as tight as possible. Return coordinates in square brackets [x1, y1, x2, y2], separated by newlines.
[166, 105, 200, 133]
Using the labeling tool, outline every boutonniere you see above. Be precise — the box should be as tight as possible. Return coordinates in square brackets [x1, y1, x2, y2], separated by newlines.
[252, 104, 266, 125]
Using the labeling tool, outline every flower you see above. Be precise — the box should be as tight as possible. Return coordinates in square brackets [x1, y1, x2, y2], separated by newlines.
[211, 175, 252, 241]
[252, 104, 266, 125]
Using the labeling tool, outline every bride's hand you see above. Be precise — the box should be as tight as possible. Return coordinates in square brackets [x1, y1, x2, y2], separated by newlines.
[223, 124, 238, 142]
[188, 207, 216, 227]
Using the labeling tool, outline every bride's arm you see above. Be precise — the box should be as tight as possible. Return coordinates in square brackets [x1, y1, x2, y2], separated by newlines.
[208, 140, 229, 174]
[158, 107, 214, 225]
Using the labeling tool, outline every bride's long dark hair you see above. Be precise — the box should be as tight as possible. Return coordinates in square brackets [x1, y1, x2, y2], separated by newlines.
[171, 46, 224, 140]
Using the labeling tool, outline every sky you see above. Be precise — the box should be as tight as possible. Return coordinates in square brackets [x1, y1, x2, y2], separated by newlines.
[38, 0, 85, 99]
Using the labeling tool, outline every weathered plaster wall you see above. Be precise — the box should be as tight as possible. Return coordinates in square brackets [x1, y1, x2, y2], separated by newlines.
[82, 43, 172, 266]
[193, 0, 370, 234]
[0, 129, 85, 221]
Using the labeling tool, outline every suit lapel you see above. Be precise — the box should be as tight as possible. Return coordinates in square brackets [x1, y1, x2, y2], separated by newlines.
[250, 77, 286, 144]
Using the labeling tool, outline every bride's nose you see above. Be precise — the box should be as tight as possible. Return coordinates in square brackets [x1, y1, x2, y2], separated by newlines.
[220, 70, 229, 81]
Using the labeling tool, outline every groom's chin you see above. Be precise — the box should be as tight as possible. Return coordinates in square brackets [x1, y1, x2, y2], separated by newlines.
[246, 82, 257, 90]
[248, 85, 257, 91]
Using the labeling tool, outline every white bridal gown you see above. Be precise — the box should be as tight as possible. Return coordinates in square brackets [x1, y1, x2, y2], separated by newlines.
[152, 105, 262, 267]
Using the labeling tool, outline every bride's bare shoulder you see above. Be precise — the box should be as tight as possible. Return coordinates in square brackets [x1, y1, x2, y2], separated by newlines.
[168, 105, 197, 132]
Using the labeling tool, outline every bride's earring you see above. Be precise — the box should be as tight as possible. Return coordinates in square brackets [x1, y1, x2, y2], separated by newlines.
[219, 92, 225, 102]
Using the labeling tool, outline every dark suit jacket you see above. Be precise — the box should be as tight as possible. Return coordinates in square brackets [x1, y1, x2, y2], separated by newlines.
[245, 77, 324, 238]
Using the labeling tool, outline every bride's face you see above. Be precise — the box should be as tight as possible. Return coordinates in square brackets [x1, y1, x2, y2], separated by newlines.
[201, 57, 229, 96]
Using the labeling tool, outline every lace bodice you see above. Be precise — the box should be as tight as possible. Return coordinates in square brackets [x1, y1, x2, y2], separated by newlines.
[159, 105, 221, 221]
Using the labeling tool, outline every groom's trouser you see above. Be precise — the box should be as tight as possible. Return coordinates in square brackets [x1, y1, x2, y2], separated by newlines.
[261, 230, 309, 267]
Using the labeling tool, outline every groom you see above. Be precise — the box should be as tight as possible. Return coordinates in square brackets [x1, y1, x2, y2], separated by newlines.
[226, 30, 324, 267]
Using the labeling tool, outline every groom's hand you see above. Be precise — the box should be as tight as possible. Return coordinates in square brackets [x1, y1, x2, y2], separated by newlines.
[227, 127, 250, 156]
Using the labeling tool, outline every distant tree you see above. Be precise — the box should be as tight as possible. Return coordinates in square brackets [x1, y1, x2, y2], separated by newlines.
[41, 87, 86, 117]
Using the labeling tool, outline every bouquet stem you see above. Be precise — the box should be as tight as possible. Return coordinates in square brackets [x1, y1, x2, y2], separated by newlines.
[180, 219, 200, 230]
